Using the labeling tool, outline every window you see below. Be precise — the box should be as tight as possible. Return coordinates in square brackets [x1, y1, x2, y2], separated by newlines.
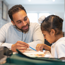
[27, 13, 38, 23]
[27, 12, 52, 23]
[39, 13, 51, 18]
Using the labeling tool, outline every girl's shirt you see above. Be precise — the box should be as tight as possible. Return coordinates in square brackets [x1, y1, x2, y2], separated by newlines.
[51, 37, 65, 58]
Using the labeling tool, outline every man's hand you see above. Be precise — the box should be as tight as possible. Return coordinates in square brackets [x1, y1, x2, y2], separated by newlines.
[36, 44, 51, 52]
[11, 41, 29, 53]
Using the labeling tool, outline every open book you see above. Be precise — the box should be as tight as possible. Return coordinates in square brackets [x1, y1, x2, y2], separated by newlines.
[17, 48, 52, 58]
[16, 49, 62, 62]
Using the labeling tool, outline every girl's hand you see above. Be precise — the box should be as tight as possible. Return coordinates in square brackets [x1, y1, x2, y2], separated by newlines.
[36, 44, 51, 52]
[36, 44, 44, 51]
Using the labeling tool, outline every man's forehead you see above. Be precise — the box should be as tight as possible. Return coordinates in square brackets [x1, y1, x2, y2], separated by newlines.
[12, 10, 27, 20]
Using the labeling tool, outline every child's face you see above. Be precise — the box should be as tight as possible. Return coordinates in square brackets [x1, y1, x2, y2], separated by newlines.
[42, 30, 56, 44]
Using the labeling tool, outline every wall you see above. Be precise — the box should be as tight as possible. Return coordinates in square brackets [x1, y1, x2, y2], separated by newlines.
[9, 4, 64, 18]
[63, 0, 65, 32]
[0, 0, 9, 28]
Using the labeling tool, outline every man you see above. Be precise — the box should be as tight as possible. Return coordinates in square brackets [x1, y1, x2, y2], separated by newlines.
[0, 5, 44, 52]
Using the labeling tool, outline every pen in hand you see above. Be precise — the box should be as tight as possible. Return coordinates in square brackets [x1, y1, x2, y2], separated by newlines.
[29, 46, 36, 51]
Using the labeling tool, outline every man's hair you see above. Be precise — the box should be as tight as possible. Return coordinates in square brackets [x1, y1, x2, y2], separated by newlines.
[8, 5, 27, 21]
[41, 15, 63, 35]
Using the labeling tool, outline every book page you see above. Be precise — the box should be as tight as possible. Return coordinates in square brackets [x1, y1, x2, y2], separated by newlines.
[23, 49, 52, 58]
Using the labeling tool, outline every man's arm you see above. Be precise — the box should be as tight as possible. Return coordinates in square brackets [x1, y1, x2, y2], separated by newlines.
[28, 23, 44, 49]
[0, 24, 13, 49]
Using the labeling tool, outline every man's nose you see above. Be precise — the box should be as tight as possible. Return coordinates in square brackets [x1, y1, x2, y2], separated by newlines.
[22, 21, 27, 26]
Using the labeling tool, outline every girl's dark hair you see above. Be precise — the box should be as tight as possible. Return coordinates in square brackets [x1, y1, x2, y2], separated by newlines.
[8, 5, 27, 21]
[41, 15, 63, 35]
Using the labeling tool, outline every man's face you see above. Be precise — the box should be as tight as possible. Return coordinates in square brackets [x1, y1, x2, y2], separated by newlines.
[11, 10, 30, 33]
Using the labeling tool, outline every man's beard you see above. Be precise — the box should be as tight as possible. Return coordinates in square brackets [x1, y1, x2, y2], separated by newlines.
[15, 23, 30, 33]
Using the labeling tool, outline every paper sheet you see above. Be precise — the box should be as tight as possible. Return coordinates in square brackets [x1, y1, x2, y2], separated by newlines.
[23, 49, 52, 57]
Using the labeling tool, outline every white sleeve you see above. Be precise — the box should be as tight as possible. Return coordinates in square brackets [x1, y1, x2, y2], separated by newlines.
[0, 42, 13, 49]
[0, 25, 6, 42]
[28, 23, 44, 49]
[0, 25, 12, 49]
[56, 42, 65, 58]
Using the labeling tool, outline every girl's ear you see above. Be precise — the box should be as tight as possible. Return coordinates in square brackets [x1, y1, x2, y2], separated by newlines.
[50, 29, 55, 36]
[11, 21, 15, 25]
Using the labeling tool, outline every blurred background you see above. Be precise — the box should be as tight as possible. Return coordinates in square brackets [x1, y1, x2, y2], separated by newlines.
[0, 0, 65, 31]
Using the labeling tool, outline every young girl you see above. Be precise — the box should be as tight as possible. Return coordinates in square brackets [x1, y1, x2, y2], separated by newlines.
[36, 15, 65, 59]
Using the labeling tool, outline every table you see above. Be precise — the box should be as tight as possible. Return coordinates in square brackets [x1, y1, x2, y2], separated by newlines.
[2, 49, 65, 65]
[2, 53, 65, 65]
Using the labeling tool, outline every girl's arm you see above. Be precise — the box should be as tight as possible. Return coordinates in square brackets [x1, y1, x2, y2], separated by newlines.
[36, 44, 51, 52]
